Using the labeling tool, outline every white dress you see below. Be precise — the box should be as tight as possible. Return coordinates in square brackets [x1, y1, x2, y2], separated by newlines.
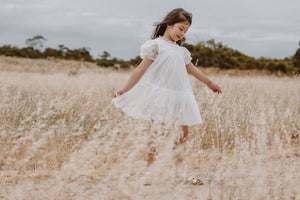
[112, 36, 203, 126]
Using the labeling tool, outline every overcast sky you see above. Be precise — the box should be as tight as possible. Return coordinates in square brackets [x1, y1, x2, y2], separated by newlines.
[1, 0, 299, 60]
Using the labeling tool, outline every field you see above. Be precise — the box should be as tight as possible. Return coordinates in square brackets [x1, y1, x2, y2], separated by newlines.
[0, 56, 299, 200]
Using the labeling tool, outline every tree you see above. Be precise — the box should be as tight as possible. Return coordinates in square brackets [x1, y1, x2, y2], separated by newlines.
[25, 35, 47, 51]
[292, 48, 300, 73]
[206, 39, 216, 50]
[100, 51, 110, 60]
[58, 44, 69, 57]
[292, 41, 300, 68]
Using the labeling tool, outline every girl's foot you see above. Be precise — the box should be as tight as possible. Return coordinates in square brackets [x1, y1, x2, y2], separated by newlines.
[142, 171, 152, 186]
[187, 176, 204, 185]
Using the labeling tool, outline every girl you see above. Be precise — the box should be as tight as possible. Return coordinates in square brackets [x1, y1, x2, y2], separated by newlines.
[112, 8, 222, 184]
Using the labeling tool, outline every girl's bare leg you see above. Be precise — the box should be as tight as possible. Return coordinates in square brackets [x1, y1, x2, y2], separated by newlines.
[147, 124, 188, 166]
[173, 125, 188, 165]
[179, 126, 188, 144]
[146, 121, 160, 166]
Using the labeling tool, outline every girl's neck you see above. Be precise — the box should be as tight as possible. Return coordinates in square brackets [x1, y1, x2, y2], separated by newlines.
[162, 32, 175, 42]
[161, 36, 177, 46]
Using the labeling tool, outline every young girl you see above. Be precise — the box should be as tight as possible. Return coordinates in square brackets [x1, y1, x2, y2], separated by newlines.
[112, 8, 222, 184]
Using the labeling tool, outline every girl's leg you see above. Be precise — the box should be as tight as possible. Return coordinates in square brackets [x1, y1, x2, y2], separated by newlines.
[146, 121, 159, 166]
[179, 125, 188, 144]
[173, 125, 188, 165]
[147, 124, 189, 166]
[176, 126, 203, 184]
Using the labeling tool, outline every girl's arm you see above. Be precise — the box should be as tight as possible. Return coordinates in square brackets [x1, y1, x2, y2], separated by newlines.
[186, 62, 222, 94]
[113, 57, 153, 97]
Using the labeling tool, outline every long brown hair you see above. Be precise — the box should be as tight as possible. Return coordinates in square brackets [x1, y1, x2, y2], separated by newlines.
[152, 8, 192, 46]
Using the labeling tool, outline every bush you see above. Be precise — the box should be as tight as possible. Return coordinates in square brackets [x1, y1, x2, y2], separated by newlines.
[96, 59, 116, 67]
[43, 48, 63, 58]
[120, 62, 130, 69]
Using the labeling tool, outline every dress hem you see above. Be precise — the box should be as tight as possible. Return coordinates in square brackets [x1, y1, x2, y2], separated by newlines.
[112, 99, 203, 127]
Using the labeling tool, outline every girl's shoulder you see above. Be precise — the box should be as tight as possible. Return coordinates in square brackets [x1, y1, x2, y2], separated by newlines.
[140, 39, 159, 60]
[180, 45, 191, 55]
[141, 38, 159, 47]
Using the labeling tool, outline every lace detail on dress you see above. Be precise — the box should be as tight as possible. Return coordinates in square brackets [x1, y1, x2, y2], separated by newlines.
[140, 40, 159, 60]
[182, 47, 192, 64]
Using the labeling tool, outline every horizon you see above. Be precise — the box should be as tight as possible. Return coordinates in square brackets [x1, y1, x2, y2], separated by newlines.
[1, 35, 298, 61]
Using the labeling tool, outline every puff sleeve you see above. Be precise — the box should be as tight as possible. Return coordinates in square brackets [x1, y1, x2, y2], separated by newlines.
[140, 40, 159, 60]
[182, 47, 192, 65]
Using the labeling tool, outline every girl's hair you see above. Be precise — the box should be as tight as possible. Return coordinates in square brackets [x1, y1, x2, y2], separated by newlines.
[152, 8, 192, 46]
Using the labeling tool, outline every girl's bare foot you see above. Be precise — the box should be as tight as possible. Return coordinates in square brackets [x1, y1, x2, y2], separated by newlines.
[187, 176, 204, 185]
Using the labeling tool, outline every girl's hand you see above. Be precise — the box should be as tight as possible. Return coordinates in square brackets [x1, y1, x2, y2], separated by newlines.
[113, 90, 125, 98]
[207, 82, 222, 94]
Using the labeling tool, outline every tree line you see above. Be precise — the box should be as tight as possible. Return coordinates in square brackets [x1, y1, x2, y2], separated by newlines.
[0, 35, 138, 69]
[183, 39, 300, 74]
[0, 35, 299, 74]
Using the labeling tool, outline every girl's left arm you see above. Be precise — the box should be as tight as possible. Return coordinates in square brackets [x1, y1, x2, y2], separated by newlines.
[186, 62, 222, 94]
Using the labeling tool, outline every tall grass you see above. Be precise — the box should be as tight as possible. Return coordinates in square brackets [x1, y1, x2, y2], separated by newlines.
[0, 56, 299, 199]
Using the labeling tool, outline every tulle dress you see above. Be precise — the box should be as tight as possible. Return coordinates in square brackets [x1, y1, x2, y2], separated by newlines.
[112, 36, 203, 126]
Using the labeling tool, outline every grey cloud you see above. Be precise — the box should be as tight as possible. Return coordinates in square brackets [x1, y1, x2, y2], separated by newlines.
[0, 0, 299, 59]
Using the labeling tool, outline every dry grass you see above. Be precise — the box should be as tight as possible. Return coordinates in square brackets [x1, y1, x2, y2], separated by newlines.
[0, 56, 299, 200]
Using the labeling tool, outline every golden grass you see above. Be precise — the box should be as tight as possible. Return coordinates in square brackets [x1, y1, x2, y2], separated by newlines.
[0, 56, 299, 199]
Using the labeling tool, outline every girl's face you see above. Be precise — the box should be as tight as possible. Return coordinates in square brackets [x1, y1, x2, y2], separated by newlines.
[165, 21, 190, 42]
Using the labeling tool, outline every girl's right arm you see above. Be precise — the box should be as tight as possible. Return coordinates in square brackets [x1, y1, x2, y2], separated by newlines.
[113, 56, 153, 98]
